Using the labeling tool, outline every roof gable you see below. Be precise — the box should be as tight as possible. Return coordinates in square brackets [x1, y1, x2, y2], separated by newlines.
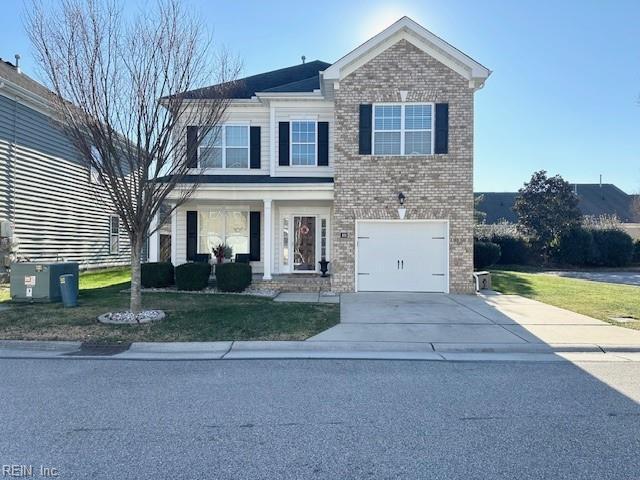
[322, 17, 491, 89]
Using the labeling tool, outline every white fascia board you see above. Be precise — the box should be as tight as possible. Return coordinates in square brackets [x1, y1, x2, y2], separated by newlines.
[0, 79, 55, 118]
[322, 16, 491, 87]
[255, 91, 325, 100]
[165, 184, 334, 201]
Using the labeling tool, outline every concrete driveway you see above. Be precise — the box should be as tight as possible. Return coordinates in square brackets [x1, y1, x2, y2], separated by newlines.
[307, 292, 640, 349]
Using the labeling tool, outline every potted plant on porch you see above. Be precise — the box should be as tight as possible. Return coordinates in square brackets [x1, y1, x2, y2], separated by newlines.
[212, 244, 233, 264]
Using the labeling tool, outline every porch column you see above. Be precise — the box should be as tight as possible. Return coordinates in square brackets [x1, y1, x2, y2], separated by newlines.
[148, 211, 160, 262]
[263, 198, 272, 280]
[170, 205, 177, 265]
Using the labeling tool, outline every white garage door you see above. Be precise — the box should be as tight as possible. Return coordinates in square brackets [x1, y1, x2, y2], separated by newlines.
[356, 221, 448, 293]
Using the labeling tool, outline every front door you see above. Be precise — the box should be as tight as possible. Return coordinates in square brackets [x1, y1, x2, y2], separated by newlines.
[293, 216, 316, 271]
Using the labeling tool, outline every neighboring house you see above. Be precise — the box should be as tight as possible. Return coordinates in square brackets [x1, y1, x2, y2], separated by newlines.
[476, 184, 640, 239]
[0, 57, 131, 276]
[149, 17, 491, 293]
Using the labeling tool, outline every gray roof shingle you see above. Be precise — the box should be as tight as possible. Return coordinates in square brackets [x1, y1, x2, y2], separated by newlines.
[181, 60, 331, 99]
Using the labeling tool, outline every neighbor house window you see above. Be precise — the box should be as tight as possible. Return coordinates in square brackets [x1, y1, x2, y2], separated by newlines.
[89, 146, 102, 184]
[198, 209, 249, 256]
[199, 125, 249, 169]
[373, 104, 433, 155]
[291, 121, 316, 166]
[109, 215, 119, 254]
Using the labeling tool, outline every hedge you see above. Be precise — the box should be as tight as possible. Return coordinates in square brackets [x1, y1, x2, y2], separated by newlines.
[215, 262, 252, 292]
[175, 262, 212, 291]
[555, 228, 596, 266]
[141, 262, 174, 288]
[634, 240, 640, 264]
[474, 241, 501, 269]
[591, 229, 634, 267]
[490, 235, 531, 265]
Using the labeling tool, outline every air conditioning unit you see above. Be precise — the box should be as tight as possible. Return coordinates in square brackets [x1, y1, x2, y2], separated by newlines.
[10, 262, 79, 302]
[0, 221, 11, 238]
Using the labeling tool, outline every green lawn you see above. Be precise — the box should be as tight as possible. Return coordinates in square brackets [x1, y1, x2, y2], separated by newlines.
[491, 269, 640, 328]
[0, 267, 339, 342]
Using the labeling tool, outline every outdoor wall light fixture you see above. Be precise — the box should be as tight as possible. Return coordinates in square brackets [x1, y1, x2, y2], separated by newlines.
[397, 192, 406, 220]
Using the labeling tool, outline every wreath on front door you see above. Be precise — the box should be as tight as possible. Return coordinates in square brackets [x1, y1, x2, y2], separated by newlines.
[299, 224, 310, 235]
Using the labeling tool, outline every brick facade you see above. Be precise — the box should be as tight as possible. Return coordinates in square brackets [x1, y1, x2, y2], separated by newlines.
[331, 39, 476, 293]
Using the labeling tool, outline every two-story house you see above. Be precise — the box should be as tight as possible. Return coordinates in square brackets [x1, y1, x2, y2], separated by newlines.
[149, 17, 490, 293]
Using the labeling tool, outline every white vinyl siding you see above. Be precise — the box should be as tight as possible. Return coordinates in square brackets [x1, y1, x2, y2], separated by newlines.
[373, 103, 433, 155]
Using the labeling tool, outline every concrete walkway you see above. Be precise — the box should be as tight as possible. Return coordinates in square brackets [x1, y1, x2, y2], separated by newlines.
[545, 271, 640, 287]
[307, 292, 640, 351]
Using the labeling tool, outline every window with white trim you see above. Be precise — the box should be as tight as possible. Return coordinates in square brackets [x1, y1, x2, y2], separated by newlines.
[373, 104, 433, 155]
[198, 125, 249, 169]
[109, 215, 119, 255]
[291, 121, 316, 166]
[198, 209, 249, 256]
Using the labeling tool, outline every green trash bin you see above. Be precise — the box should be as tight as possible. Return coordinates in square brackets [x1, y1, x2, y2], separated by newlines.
[59, 274, 78, 307]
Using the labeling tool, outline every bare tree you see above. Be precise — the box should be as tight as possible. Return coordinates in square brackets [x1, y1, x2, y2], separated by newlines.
[26, 0, 239, 314]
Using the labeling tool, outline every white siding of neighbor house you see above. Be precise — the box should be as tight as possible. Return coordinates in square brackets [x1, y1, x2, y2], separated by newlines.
[0, 93, 131, 269]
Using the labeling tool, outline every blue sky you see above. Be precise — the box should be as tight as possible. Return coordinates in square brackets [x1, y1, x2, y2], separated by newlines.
[2, 0, 639, 193]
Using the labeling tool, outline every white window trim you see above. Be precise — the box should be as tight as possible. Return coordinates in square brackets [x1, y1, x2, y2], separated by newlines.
[197, 207, 251, 255]
[289, 120, 318, 167]
[198, 123, 250, 170]
[109, 215, 119, 255]
[372, 102, 435, 156]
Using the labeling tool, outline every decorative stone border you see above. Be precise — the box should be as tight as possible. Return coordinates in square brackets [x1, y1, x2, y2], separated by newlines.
[97, 310, 166, 325]
[122, 287, 279, 298]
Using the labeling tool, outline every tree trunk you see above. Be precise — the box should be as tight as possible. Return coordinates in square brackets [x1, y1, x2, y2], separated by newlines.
[130, 238, 143, 315]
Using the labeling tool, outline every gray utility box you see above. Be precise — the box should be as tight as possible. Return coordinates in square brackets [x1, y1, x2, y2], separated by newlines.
[10, 262, 79, 302]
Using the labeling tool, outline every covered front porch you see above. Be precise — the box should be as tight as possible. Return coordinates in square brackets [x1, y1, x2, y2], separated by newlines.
[148, 182, 334, 283]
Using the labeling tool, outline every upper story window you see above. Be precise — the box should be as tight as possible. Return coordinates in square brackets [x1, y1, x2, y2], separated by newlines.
[199, 125, 249, 169]
[373, 104, 433, 155]
[291, 121, 316, 166]
[89, 146, 102, 184]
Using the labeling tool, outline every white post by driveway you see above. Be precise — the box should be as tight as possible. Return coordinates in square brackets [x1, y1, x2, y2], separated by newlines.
[263, 198, 272, 280]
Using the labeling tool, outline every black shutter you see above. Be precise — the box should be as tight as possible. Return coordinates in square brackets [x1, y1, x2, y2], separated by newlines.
[317, 122, 329, 166]
[278, 122, 290, 166]
[434, 103, 449, 154]
[186, 211, 198, 261]
[249, 211, 261, 261]
[187, 126, 198, 168]
[359, 105, 372, 154]
[250, 126, 261, 169]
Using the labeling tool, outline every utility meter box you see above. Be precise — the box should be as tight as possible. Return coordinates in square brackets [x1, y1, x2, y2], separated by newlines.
[10, 262, 79, 302]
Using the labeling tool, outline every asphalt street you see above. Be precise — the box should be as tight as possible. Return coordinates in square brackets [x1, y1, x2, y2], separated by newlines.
[2, 358, 640, 479]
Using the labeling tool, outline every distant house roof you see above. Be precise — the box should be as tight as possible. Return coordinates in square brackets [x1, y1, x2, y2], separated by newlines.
[180, 60, 331, 99]
[476, 184, 639, 224]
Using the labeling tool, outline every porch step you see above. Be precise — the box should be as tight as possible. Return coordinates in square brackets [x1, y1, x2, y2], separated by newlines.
[253, 274, 331, 293]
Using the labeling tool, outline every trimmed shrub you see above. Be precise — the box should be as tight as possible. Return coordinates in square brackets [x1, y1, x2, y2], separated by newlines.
[141, 262, 174, 288]
[490, 235, 531, 265]
[633, 240, 640, 264]
[474, 241, 501, 269]
[175, 262, 211, 291]
[554, 228, 596, 266]
[215, 262, 252, 292]
[591, 229, 634, 267]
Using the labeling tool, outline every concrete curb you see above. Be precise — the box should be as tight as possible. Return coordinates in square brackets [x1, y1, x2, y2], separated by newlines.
[1, 340, 640, 362]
